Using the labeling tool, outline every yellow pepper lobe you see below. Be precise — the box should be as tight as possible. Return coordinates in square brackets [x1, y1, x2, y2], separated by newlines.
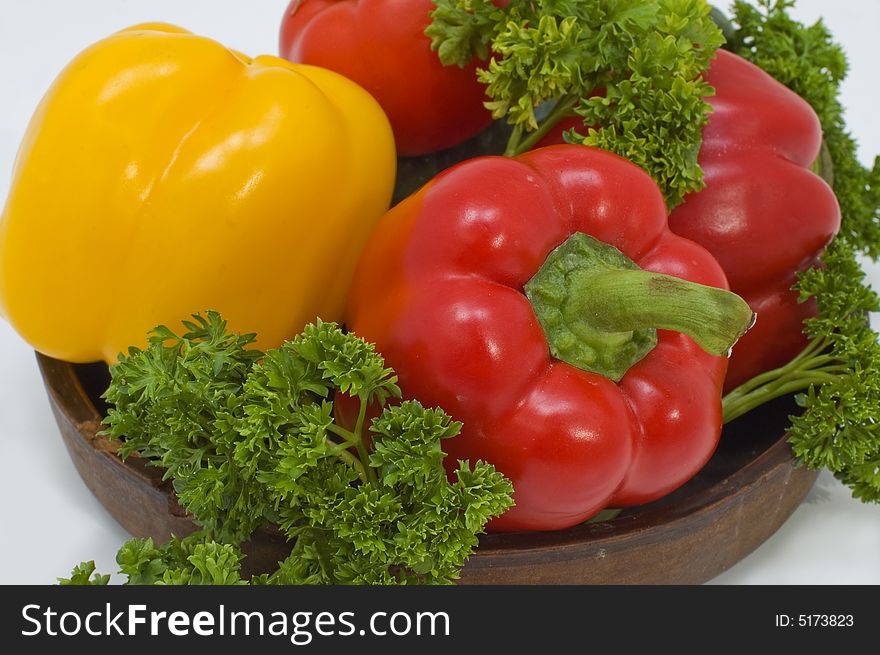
[0, 24, 396, 363]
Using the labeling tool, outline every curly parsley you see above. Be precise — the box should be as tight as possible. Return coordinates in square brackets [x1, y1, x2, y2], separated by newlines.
[722, 241, 880, 501]
[64, 312, 513, 585]
[427, 0, 724, 208]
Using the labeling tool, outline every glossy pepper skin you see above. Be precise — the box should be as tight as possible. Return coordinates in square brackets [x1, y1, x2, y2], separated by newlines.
[279, 0, 492, 156]
[668, 50, 840, 389]
[0, 24, 396, 364]
[346, 145, 735, 532]
[540, 50, 841, 390]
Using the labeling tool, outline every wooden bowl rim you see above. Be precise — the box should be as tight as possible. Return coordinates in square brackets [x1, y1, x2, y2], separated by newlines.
[37, 350, 811, 567]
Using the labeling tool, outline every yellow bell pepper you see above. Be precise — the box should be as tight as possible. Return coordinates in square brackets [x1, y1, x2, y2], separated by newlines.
[0, 23, 396, 363]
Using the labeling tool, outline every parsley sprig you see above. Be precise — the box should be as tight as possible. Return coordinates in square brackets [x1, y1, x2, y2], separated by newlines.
[427, 0, 724, 208]
[722, 241, 880, 501]
[63, 312, 513, 585]
[60, 535, 248, 586]
[720, 1, 880, 503]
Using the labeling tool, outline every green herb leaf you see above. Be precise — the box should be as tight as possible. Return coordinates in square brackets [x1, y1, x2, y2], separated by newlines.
[77, 313, 513, 585]
[428, 0, 723, 208]
[58, 561, 110, 586]
[426, 0, 503, 66]
[62, 533, 248, 586]
[369, 401, 460, 487]
[788, 243, 880, 502]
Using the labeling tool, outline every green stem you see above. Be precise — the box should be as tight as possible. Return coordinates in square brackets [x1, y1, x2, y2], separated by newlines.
[353, 395, 377, 484]
[725, 337, 829, 398]
[327, 423, 370, 482]
[793, 335, 831, 363]
[333, 447, 369, 484]
[325, 398, 376, 484]
[503, 123, 525, 157]
[721, 336, 843, 423]
[327, 423, 357, 444]
[723, 373, 838, 423]
[506, 95, 581, 156]
[575, 268, 756, 357]
[527, 232, 755, 381]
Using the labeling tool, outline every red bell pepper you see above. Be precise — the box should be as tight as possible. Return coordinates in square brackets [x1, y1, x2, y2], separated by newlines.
[668, 50, 841, 389]
[279, 0, 492, 156]
[345, 145, 754, 531]
[541, 50, 841, 390]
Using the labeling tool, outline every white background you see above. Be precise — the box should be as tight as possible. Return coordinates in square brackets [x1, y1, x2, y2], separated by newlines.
[0, 0, 877, 585]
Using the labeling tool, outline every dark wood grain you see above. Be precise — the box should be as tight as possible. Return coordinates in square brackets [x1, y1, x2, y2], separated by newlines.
[37, 352, 818, 584]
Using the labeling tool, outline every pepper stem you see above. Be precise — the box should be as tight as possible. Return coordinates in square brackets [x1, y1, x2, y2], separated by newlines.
[525, 233, 755, 381]
[573, 269, 755, 356]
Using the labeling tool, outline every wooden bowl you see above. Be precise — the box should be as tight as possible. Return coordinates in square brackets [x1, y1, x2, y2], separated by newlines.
[37, 352, 818, 584]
